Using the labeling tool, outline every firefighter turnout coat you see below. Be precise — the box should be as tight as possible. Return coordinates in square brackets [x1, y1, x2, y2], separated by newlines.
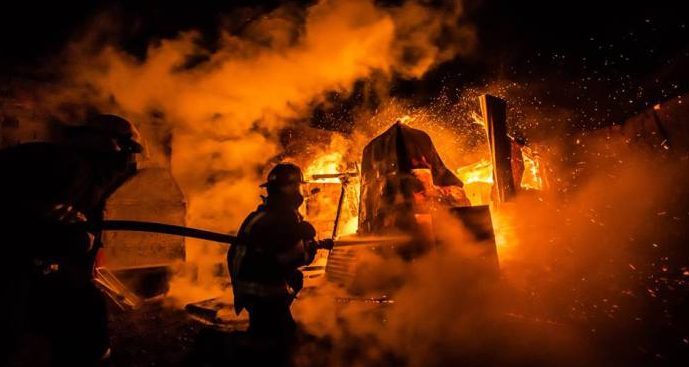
[228, 205, 318, 314]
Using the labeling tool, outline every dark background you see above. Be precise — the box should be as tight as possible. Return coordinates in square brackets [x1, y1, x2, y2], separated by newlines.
[0, 0, 687, 127]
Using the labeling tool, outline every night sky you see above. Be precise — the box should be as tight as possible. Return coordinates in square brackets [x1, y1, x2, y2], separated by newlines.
[1, 0, 687, 128]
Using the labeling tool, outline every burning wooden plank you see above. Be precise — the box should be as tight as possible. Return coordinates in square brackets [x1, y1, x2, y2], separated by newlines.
[480, 94, 517, 204]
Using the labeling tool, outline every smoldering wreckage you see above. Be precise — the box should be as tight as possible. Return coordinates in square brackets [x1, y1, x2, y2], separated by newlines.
[1, 3, 689, 367]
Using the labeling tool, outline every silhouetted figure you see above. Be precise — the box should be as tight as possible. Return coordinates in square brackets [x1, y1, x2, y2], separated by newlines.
[0, 114, 143, 366]
[228, 163, 321, 344]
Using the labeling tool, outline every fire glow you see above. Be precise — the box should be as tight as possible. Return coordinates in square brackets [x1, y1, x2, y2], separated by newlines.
[300, 111, 547, 263]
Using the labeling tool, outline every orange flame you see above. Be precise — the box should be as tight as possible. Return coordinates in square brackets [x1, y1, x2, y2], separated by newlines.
[303, 149, 360, 237]
[456, 159, 494, 184]
[304, 151, 345, 183]
[520, 149, 544, 190]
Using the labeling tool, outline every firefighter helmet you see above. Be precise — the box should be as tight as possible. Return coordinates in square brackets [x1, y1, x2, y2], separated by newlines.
[65, 114, 143, 154]
[260, 163, 305, 188]
[83, 114, 144, 154]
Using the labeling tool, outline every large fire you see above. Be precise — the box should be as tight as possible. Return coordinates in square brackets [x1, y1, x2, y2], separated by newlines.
[299, 111, 548, 268]
[455, 150, 546, 206]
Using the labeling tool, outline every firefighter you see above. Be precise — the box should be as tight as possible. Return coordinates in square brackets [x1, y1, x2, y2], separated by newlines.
[0, 114, 143, 366]
[228, 163, 329, 341]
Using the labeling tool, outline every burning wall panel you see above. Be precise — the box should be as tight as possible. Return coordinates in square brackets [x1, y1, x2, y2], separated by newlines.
[323, 121, 499, 296]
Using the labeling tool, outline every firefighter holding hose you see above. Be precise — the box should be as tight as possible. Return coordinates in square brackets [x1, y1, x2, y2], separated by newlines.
[228, 163, 332, 342]
[0, 114, 143, 366]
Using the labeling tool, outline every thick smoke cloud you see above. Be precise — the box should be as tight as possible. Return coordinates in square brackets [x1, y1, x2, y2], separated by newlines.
[30, 0, 475, 302]
[288, 120, 689, 366]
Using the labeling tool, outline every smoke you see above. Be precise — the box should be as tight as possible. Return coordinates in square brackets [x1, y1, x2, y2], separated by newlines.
[290, 102, 689, 366]
[292, 211, 595, 367]
[24, 0, 475, 303]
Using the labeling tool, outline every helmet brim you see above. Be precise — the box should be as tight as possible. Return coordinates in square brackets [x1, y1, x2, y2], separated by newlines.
[259, 179, 307, 188]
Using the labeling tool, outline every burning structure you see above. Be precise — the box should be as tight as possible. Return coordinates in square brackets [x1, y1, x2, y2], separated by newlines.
[324, 116, 501, 295]
[358, 121, 469, 234]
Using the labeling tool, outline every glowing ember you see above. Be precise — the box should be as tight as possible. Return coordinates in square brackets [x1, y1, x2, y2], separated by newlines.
[397, 115, 415, 125]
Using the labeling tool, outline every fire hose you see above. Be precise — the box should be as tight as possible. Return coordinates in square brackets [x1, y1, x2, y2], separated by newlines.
[91, 220, 237, 244]
[83, 219, 413, 249]
[85, 220, 335, 250]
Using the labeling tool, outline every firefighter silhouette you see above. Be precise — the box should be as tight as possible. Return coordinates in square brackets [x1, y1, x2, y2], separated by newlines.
[228, 163, 323, 341]
[0, 114, 143, 366]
